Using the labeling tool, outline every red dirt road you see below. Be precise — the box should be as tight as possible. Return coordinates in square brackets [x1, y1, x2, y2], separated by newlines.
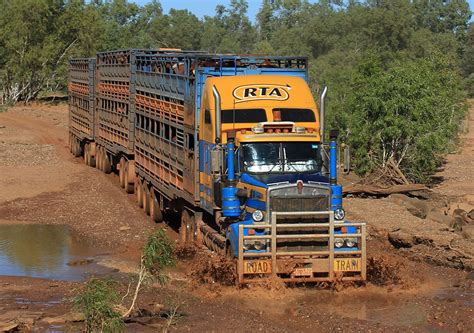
[0, 103, 472, 332]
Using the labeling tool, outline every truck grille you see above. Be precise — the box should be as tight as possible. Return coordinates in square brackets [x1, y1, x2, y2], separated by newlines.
[270, 195, 328, 212]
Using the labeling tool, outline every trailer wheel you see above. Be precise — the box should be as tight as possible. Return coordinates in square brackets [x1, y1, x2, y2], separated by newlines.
[96, 147, 103, 171]
[180, 210, 191, 244]
[71, 138, 76, 156]
[68, 134, 73, 154]
[119, 158, 126, 188]
[124, 161, 134, 194]
[73, 139, 81, 157]
[150, 189, 163, 223]
[103, 149, 111, 174]
[189, 215, 197, 243]
[142, 183, 151, 215]
[193, 215, 203, 246]
[135, 178, 144, 208]
[89, 146, 96, 168]
[84, 143, 90, 165]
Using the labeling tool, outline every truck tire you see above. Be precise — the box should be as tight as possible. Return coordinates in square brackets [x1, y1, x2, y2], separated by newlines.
[142, 183, 151, 215]
[84, 143, 90, 165]
[135, 178, 144, 208]
[150, 189, 163, 223]
[103, 149, 111, 174]
[74, 139, 82, 157]
[194, 215, 204, 246]
[180, 210, 191, 244]
[96, 147, 103, 171]
[89, 146, 96, 168]
[124, 161, 134, 194]
[68, 134, 73, 154]
[119, 158, 126, 188]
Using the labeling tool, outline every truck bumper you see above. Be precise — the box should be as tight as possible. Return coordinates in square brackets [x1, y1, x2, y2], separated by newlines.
[237, 211, 366, 284]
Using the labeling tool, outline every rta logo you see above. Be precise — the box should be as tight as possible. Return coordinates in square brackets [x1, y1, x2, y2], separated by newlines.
[232, 84, 291, 103]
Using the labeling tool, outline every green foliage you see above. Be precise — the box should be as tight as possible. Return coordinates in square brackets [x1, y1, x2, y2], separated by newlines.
[347, 52, 467, 182]
[73, 278, 124, 333]
[142, 228, 176, 277]
[0, 0, 471, 182]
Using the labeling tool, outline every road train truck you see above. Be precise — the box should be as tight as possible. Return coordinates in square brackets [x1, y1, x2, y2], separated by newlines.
[68, 50, 366, 284]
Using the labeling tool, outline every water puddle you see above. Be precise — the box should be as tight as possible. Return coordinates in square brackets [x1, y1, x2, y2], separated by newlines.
[0, 224, 114, 281]
[312, 293, 427, 327]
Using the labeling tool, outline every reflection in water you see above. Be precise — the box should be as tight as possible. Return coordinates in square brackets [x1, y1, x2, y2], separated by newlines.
[0, 224, 102, 280]
[0, 225, 69, 274]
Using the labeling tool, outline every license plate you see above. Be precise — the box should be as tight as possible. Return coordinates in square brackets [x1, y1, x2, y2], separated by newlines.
[293, 267, 313, 277]
[334, 258, 361, 272]
[243, 260, 272, 274]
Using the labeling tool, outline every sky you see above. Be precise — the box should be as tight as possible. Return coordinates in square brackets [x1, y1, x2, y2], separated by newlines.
[131, 0, 474, 22]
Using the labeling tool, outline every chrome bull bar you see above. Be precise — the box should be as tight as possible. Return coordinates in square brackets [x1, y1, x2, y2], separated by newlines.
[237, 211, 367, 284]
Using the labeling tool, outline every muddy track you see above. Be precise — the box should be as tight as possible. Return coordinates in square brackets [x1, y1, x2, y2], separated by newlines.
[0, 103, 473, 332]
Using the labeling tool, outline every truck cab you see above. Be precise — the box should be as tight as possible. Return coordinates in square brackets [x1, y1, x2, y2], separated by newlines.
[199, 74, 366, 283]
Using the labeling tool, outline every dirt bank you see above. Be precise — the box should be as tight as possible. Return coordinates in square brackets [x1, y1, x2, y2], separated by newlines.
[0, 103, 472, 332]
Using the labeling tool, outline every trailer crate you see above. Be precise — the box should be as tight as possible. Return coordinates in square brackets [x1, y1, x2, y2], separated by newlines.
[68, 58, 95, 140]
[134, 53, 193, 201]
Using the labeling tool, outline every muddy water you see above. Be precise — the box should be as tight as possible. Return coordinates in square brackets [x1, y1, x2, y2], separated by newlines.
[303, 291, 428, 327]
[0, 224, 112, 281]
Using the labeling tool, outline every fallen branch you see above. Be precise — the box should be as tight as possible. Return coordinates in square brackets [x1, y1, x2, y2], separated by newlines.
[343, 183, 428, 195]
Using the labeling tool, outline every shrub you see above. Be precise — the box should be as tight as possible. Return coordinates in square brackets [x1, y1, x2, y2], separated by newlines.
[142, 228, 176, 276]
[347, 52, 467, 182]
[73, 278, 124, 333]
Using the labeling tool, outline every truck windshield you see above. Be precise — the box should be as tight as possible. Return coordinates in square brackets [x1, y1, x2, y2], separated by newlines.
[241, 142, 322, 174]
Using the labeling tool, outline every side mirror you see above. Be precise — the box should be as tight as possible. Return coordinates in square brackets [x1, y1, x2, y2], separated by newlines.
[210, 148, 223, 177]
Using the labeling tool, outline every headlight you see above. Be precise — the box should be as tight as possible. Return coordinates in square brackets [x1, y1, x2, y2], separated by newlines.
[345, 238, 357, 248]
[243, 240, 253, 250]
[334, 238, 344, 248]
[254, 240, 266, 250]
[252, 210, 264, 222]
[334, 208, 345, 220]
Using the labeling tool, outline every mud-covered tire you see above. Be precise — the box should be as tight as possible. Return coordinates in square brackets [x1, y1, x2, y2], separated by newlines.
[135, 178, 144, 208]
[150, 189, 163, 223]
[142, 183, 151, 215]
[73, 139, 81, 157]
[68, 134, 73, 154]
[194, 216, 203, 246]
[225, 242, 234, 258]
[89, 148, 96, 168]
[119, 158, 126, 188]
[124, 161, 134, 194]
[180, 210, 191, 244]
[84, 144, 90, 165]
[96, 147, 103, 171]
[103, 150, 111, 174]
